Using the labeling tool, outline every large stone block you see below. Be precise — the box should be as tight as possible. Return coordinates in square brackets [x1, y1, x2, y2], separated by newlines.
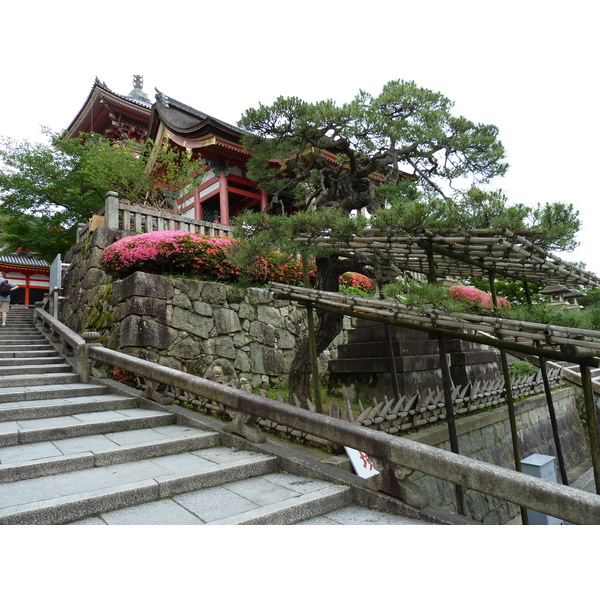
[249, 321, 277, 346]
[172, 307, 214, 338]
[119, 315, 178, 350]
[257, 305, 285, 328]
[118, 297, 168, 323]
[250, 345, 283, 375]
[169, 335, 201, 359]
[245, 288, 272, 305]
[214, 308, 242, 335]
[115, 272, 174, 300]
[200, 281, 227, 304]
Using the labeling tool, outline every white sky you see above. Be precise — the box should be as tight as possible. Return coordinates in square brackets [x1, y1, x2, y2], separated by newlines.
[2, 0, 599, 275]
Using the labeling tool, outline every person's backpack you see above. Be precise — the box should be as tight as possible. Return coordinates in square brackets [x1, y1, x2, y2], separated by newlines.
[0, 280, 11, 296]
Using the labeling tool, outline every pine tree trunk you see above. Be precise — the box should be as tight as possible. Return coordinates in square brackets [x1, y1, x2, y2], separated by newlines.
[288, 256, 347, 406]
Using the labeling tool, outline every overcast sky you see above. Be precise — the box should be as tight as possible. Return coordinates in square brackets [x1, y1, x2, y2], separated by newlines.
[2, 0, 599, 276]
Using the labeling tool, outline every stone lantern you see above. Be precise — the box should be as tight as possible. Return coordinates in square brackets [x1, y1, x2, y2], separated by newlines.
[539, 284, 584, 310]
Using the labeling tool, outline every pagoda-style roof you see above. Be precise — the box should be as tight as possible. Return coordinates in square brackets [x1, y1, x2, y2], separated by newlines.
[147, 90, 251, 165]
[66, 77, 152, 143]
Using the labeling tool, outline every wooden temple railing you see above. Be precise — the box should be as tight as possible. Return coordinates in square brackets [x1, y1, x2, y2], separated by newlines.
[76, 191, 235, 242]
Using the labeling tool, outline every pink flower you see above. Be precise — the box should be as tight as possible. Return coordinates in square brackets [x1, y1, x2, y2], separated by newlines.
[449, 285, 511, 310]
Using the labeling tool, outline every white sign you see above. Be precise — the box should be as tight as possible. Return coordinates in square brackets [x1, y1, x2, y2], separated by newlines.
[344, 447, 380, 479]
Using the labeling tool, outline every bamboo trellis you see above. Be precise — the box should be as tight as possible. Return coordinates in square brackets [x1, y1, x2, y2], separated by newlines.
[293, 228, 600, 288]
[268, 283, 600, 361]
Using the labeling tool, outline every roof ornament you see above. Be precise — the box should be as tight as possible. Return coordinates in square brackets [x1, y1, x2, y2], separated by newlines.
[155, 88, 170, 108]
[129, 75, 149, 100]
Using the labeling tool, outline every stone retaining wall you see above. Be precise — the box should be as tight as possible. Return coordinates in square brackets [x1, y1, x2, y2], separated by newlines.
[403, 386, 590, 524]
[60, 227, 348, 389]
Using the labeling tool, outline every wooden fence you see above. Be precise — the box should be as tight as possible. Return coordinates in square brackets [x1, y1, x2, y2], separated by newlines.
[77, 191, 235, 241]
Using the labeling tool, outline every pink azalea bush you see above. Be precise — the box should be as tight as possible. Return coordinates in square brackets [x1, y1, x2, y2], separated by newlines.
[99, 231, 310, 285]
[99, 231, 242, 281]
[100, 231, 381, 292]
[449, 285, 511, 311]
[339, 272, 375, 293]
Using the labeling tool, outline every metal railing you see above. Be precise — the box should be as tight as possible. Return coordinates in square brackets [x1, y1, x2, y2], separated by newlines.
[32, 303, 600, 524]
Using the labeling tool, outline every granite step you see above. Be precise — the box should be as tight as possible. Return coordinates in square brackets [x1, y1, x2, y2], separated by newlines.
[0, 382, 110, 404]
[0, 356, 68, 368]
[0, 392, 138, 422]
[0, 372, 81, 388]
[0, 448, 279, 524]
[0, 408, 176, 447]
[0, 425, 220, 483]
[0, 363, 74, 377]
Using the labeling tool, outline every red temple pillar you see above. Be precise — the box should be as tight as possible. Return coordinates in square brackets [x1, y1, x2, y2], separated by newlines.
[25, 274, 30, 306]
[219, 170, 229, 225]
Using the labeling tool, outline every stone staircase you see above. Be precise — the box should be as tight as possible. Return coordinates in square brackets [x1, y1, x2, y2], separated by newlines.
[0, 308, 428, 525]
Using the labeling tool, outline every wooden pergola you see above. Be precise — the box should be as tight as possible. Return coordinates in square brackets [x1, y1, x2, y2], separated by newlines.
[271, 227, 600, 521]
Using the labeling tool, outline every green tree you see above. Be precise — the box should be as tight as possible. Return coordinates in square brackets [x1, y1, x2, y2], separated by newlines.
[236, 79, 510, 401]
[0, 130, 204, 261]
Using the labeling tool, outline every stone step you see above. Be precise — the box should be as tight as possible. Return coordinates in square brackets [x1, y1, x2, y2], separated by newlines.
[0, 363, 74, 377]
[0, 339, 51, 347]
[0, 347, 56, 357]
[0, 408, 176, 447]
[0, 448, 279, 524]
[0, 393, 138, 422]
[0, 356, 66, 367]
[70, 472, 354, 525]
[0, 426, 220, 483]
[0, 372, 81, 388]
[0, 382, 110, 404]
[0, 350, 61, 359]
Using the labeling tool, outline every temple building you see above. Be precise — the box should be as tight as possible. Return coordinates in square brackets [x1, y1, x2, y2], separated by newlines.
[67, 76, 268, 225]
[0, 251, 50, 306]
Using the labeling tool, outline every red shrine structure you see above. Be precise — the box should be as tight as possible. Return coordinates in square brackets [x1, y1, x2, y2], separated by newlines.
[0, 252, 50, 306]
[67, 76, 268, 226]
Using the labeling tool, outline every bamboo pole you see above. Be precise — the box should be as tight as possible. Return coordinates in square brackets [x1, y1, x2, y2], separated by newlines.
[523, 280, 568, 485]
[489, 273, 528, 524]
[580, 364, 600, 494]
[427, 244, 466, 516]
[301, 257, 322, 413]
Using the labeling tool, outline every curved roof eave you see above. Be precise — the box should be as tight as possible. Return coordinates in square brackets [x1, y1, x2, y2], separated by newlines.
[148, 90, 248, 143]
[67, 77, 152, 134]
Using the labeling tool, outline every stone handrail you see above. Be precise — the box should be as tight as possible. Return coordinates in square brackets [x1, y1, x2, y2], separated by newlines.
[34, 307, 89, 383]
[32, 305, 600, 524]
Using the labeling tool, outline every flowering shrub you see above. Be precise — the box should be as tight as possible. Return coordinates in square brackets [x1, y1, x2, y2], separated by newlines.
[99, 231, 309, 285]
[243, 252, 305, 285]
[110, 368, 142, 389]
[339, 272, 375, 293]
[99, 231, 241, 281]
[449, 285, 511, 311]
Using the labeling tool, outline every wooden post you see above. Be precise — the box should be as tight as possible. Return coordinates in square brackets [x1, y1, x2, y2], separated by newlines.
[523, 280, 568, 485]
[581, 364, 600, 494]
[426, 244, 466, 515]
[490, 273, 528, 523]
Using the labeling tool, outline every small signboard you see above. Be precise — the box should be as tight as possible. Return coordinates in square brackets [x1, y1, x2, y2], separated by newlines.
[344, 447, 380, 479]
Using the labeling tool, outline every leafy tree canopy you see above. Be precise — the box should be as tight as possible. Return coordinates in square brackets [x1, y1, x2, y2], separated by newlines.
[0, 129, 204, 261]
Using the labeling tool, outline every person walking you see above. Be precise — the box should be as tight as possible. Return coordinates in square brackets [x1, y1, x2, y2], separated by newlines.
[0, 271, 18, 327]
